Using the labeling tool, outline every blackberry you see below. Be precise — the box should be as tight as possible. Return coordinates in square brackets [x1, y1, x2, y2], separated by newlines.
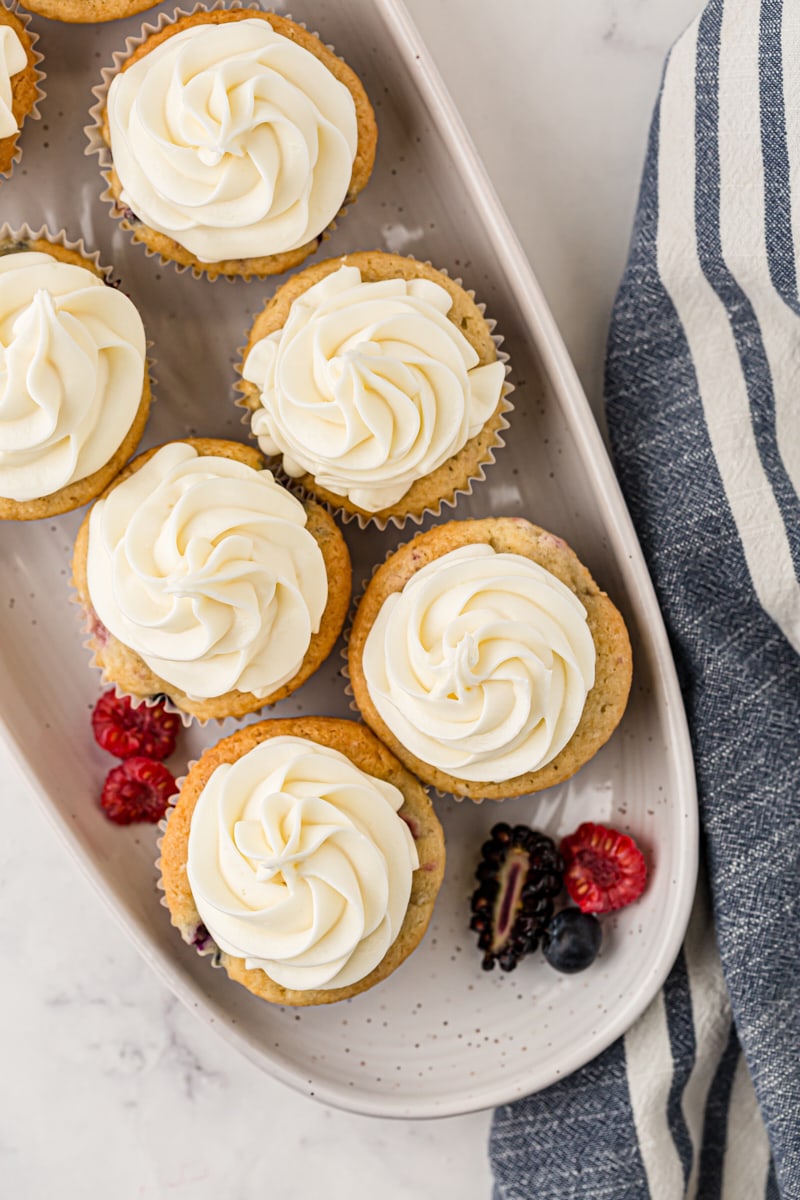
[469, 822, 564, 972]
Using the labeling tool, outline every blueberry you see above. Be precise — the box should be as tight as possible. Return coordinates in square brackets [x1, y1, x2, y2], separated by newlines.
[543, 909, 602, 974]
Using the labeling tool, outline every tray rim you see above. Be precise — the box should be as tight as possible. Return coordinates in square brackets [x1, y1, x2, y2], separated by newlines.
[0, 0, 699, 1119]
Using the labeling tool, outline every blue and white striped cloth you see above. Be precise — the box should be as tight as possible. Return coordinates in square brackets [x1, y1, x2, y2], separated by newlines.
[490, 2, 800, 1196]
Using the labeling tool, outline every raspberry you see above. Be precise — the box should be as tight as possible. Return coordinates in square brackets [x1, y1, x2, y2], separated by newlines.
[100, 757, 177, 825]
[559, 822, 647, 914]
[92, 691, 180, 761]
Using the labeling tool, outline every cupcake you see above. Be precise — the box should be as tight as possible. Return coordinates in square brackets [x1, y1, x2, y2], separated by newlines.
[20, 1, 157, 20]
[0, 234, 150, 521]
[72, 439, 352, 722]
[348, 518, 633, 801]
[239, 251, 510, 526]
[0, 5, 40, 178]
[159, 717, 445, 1005]
[92, 9, 377, 279]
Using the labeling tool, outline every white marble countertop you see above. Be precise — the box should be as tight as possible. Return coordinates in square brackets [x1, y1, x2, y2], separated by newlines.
[1, 1, 702, 1196]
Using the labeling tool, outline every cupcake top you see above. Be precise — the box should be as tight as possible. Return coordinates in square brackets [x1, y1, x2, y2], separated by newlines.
[0, 249, 146, 504]
[185, 734, 419, 991]
[22, 1, 158, 20]
[361, 543, 596, 783]
[106, 18, 360, 264]
[0, 24, 27, 139]
[85, 442, 328, 701]
[242, 263, 506, 512]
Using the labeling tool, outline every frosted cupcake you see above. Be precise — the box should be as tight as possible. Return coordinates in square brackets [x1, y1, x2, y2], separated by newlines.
[20, 0, 157, 20]
[93, 9, 377, 279]
[348, 518, 633, 801]
[159, 717, 446, 1006]
[0, 5, 40, 178]
[239, 251, 510, 526]
[0, 236, 149, 521]
[72, 439, 352, 722]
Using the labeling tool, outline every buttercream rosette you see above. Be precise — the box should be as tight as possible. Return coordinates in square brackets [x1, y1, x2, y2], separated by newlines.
[157, 717, 446, 1006]
[0, 225, 151, 521]
[347, 517, 633, 801]
[238, 250, 513, 528]
[71, 438, 352, 722]
[86, 5, 377, 279]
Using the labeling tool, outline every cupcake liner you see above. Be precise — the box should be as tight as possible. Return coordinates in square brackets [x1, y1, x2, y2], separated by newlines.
[75, 592, 333, 730]
[84, 2, 361, 282]
[234, 258, 515, 531]
[72, 581, 226, 730]
[0, 220, 162, 324]
[74, 598, 196, 729]
[155, 776, 224, 966]
[0, 219, 106, 274]
[0, 4, 46, 183]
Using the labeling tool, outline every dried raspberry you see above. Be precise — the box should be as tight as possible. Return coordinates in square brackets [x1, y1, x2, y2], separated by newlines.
[560, 822, 647, 914]
[100, 757, 177, 825]
[92, 691, 180, 761]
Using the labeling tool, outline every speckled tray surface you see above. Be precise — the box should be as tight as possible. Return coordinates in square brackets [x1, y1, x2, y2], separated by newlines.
[0, 0, 697, 1117]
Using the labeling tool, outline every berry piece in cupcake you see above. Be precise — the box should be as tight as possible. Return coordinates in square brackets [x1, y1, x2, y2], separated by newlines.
[159, 718, 445, 1006]
[348, 517, 632, 800]
[72, 439, 351, 722]
[97, 10, 377, 279]
[0, 238, 149, 521]
[560, 822, 647, 914]
[240, 251, 509, 525]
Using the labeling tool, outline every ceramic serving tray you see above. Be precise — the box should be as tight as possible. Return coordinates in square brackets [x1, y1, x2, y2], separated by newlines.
[0, 0, 697, 1118]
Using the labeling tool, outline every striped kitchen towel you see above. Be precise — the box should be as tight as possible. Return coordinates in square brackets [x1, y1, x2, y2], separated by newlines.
[490, 1, 800, 1197]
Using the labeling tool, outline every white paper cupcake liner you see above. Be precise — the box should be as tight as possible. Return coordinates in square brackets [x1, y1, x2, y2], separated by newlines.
[234, 257, 515, 531]
[0, 219, 106, 274]
[0, 4, 46, 183]
[75, 604, 196, 729]
[84, 2, 361, 282]
[154, 768, 224, 966]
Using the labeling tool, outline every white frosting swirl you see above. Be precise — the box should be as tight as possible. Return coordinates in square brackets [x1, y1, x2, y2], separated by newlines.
[0, 25, 27, 140]
[0, 251, 146, 503]
[187, 735, 419, 991]
[86, 443, 328, 701]
[243, 266, 506, 511]
[106, 20, 359, 263]
[362, 544, 596, 782]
